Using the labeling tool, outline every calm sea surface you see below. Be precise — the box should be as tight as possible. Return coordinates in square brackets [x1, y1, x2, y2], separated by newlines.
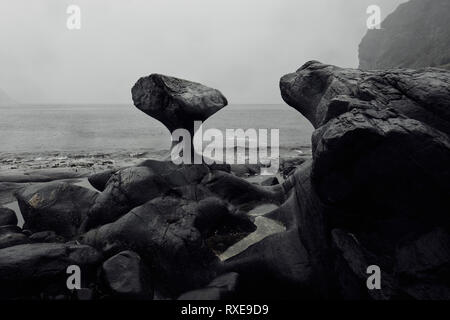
[0, 104, 314, 158]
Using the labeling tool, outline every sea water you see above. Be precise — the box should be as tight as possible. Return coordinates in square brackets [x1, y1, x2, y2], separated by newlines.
[0, 103, 314, 163]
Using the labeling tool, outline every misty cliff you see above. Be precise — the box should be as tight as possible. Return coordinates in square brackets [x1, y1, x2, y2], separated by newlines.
[0, 88, 16, 106]
[359, 0, 450, 70]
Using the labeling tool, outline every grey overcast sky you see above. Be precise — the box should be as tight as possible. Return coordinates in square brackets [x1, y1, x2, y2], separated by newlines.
[0, 0, 406, 104]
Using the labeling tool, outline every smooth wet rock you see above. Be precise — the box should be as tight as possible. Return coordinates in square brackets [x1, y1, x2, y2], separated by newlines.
[84, 160, 280, 234]
[395, 228, 450, 283]
[279, 157, 307, 179]
[80, 196, 254, 297]
[132, 74, 227, 135]
[178, 272, 240, 300]
[15, 182, 98, 238]
[29, 230, 65, 243]
[280, 61, 450, 135]
[221, 229, 313, 299]
[0, 243, 102, 299]
[102, 251, 153, 299]
[84, 162, 215, 231]
[311, 108, 450, 221]
[0, 225, 22, 235]
[332, 229, 399, 300]
[88, 169, 116, 191]
[230, 164, 261, 177]
[76, 288, 95, 301]
[202, 170, 285, 207]
[268, 161, 334, 298]
[279, 61, 450, 300]
[261, 177, 279, 186]
[83, 166, 170, 231]
[195, 197, 257, 254]
[0, 206, 17, 226]
[0, 225, 29, 249]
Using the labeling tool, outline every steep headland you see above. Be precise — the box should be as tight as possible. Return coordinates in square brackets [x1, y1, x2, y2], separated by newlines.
[359, 0, 450, 70]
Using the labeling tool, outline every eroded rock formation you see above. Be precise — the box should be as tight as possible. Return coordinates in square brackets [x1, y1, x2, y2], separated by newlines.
[132, 74, 227, 136]
[276, 61, 450, 299]
[280, 60, 450, 134]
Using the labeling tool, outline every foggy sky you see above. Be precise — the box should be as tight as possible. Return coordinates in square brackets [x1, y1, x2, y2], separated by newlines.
[0, 0, 406, 104]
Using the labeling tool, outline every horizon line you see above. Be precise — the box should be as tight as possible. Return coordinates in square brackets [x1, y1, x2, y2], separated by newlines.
[3, 102, 287, 106]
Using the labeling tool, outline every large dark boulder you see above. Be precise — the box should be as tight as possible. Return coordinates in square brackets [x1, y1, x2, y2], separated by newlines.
[131, 74, 227, 137]
[15, 182, 99, 238]
[311, 107, 450, 222]
[102, 250, 153, 299]
[332, 227, 450, 300]
[280, 60, 450, 243]
[279, 157, 307, 179]
[80, 196, 255, 298]
[84, 160, 279, 236]
[202, 170, 285, 207]
[221, 229, 313, 299]
[359, 0, 450, 70]
[266, 161, 334, 298]
[280, 61, 450, 135]
[261, 176, 279, 186]
[29, 230, 65, 243]
[0, 225, 29, 249]
[279, 61, 450, 300]
[0, 243, 102, 299]
[178, 272, 240, 300]
[83, 162, 214, 231]
[395, 228, 450, 299]
[88, 169, 117, 192]
[0, 206, 17, 226]
[83, 166, 170, 231]
[331, 229, 400, 300]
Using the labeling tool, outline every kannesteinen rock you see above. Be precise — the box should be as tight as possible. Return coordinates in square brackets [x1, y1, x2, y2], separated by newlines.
[131, 74, 228, 137]
[359, 0, 450, 70]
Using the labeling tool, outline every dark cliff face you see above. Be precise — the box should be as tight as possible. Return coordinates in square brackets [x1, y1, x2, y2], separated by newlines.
[0, 88, 16, 106]
[359, 0, 450, 70]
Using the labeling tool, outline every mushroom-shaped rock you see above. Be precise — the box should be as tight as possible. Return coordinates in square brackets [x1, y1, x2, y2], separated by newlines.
[132, 74, 228, 137]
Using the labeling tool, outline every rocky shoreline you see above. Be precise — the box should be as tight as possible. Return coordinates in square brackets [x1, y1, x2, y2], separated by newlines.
[0, 61, 449, 300]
